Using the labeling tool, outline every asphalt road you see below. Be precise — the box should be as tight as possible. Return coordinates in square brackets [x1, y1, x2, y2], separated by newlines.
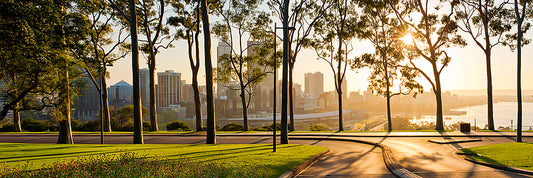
[0, 135, 532, 177]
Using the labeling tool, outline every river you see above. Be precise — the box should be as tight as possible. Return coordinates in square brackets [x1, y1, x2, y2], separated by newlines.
[412, 102, 533, 130]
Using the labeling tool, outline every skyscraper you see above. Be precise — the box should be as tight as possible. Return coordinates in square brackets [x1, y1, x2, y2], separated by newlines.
[157, 70, 181, 108]
[217, 41, 231, 97]
[108, 80, 133, 108]
[75, 76, 100, 121]
[305, 72, 324, 97]
[139, 68, 150, 108]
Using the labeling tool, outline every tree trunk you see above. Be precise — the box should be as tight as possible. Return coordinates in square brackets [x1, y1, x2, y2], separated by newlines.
[280, 0, 290, 144]
[434, 68, 444, 130]
[337, 88, 343, 131]
[201, 0, 216, 144]
[192, 75, 202, 131]
[100, 74, 111, 132]
[384, 56, 392, 131]
[57, 69, 73, 144]
[241, 86, 248, 131]
[517, 15, 523, 142]
[130, 0, 143, 144]
[485, 50, 494, 130]
[288, 67, 295, 131]
[149, 59, 158, 131]
[13, 102, 21, 132]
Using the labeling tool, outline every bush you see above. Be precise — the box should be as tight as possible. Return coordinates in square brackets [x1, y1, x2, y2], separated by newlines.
[0, 123, 14, 132]
[75, 121, 100, 131]
[221, 123, 243, 131]
[166, 121, 191, 131]
[21, 118, 56, 132]
[143, 121, 151, 131]
[309, 124, 327, 131]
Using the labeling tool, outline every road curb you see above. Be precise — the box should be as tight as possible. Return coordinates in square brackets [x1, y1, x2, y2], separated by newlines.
[279, 148, 331, 178]
[457, 151, 533, 176]
[428, 138, 482, 144]
[290, 136, 422, 178]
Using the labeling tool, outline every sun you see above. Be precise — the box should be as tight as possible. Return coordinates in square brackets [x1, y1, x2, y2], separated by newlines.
[401, 34, 413, 45]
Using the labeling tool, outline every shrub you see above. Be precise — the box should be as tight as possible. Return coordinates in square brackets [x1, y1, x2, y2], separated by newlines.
[166, 121, 191, 131]
[74, 121, 99, 131]
[0, 123, 14, 132]
[309, 124, 326, 131]
[221, 123, 243, 131]
[21, 118, 56, 132]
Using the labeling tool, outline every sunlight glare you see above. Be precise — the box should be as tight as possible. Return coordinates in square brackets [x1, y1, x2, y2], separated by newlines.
[401, 34, 413, 45]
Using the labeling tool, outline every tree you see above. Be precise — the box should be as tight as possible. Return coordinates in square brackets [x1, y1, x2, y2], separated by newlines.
[455, 0, 512, 131]
[168, 0, 203, 131]
[138, 0, 175, 132]
[74, 0, 130, 133]
[389, 0, 466, 130]
[213, 0, 273, 131]
[309, 0, 359, 131]
[268, 0, 332, 131]
[510, 0, 531, 142]
[108, 0, 144, 144]
[200, 0, 217, 144]
[357, 0, 422, 131]
[0, 0, 89, 142]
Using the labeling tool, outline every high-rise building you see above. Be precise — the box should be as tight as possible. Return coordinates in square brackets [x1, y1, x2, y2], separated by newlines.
[157, 70, 181, 108]
[74, 76, 100, 121]
[108, 80, 133, 108]
[342, 76, 347, 100]
[139, 68, 150, 108]
[217, 41, 231, 97]
[305, 72, 324, 97]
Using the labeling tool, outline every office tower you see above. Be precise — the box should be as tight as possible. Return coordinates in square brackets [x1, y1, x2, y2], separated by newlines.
[157, 70, 181, 108]
[305, 72, 324, 97]
[139, 68, 150, 108]
[217, 41, 231, 97]
[342, 76, 347, 100]
[181, 84, 194, 103]
[108, 80, 133, 108]
[74, 76, 100, 120]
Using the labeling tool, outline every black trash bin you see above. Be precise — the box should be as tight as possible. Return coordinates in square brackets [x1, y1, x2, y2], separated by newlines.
[460, 123, 470, 132]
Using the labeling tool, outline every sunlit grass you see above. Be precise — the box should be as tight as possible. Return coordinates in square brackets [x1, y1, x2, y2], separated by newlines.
[0, 143, 326, 177]
[460, 142, 533, 170]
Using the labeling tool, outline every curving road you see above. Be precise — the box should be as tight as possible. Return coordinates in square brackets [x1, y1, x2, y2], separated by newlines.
[0, 135, 532, 177]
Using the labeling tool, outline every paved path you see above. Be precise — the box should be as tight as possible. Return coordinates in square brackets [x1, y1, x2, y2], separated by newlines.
[1, 133, 532, 177]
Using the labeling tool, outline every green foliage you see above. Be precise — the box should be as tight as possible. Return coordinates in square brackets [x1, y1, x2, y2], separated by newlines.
[309, 124, 327, 131]
[74, 120, 100, 131]
[19, 118, 57, 132]
[221, 123, 244, 131]
[356, 0, 422, 99]
[166, 121, 191, 131]
[110, 105, 149, 131]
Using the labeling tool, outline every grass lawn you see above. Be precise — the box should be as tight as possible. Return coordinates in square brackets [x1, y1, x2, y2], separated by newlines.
[460, 142, 533, 170]
[0, 143, 325, 177]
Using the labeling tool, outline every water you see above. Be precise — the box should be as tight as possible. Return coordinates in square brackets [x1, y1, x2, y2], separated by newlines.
[413, 102, 533, 130]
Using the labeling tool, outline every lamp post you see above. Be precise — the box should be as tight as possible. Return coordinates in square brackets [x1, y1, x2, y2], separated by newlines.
[273, 23, 295, 151]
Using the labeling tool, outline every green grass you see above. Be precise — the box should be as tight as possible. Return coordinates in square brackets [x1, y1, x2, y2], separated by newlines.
[460, 142, 533, 170]
[0, 143, 326, 177]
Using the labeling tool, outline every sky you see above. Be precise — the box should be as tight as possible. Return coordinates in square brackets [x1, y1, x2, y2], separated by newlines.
[105, 4, 533, 94]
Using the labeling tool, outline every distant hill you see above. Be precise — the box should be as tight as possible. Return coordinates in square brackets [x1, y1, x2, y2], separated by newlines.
[446, 89, 533, 96]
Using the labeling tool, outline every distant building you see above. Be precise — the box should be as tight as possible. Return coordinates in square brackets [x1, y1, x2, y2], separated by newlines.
[75, 76, 100, 121]
[305, 72, 324, 97]
[139, 68, 150, 108]
[108, 80, 133, 108]
[181, 84, 194, 103]
[157, 70, 181, 108]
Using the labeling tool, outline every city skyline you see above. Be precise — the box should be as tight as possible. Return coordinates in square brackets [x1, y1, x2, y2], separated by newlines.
[106, 36, 533, 94]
